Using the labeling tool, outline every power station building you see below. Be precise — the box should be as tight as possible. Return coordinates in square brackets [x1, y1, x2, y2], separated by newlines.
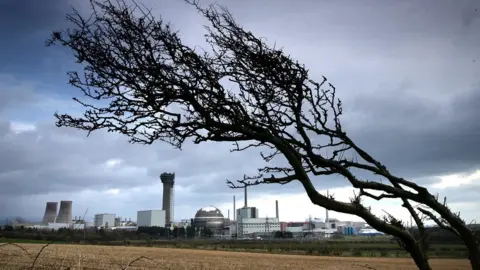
[232, 186, 282, 238]
[238, 217, 280, 236]
[41, 200, 73, 225]
[193, 206, 225, 235]
[137, 210, 166, 227]
[236, 207, 259, 220]
[160, 172, 175, 225]
[94, 213, 116, 228]
[42, 202, 58, 224]
[56, 201, 73, 223]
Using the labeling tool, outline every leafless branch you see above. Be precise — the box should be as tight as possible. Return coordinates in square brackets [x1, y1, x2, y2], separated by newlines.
[47, 0, 480, 269]
[418, 207, 460, 237]
[122, 255, 157, 270]
[30, 208, 88, 269]
[0, 242, 30, 255]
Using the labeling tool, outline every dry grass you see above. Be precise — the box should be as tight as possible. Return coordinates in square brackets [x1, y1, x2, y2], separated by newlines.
[0, 243, 471, 269]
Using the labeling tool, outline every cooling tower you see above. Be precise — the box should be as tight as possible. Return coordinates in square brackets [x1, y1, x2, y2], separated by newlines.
[42, 202, 58, 225]
[160, 172, 175, 224]
[56, 200, 73, 223]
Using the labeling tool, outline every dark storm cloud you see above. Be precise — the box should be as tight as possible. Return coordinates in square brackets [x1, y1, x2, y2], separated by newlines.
[0, 0, 68, 37]
[0, 0, 72, 73]
[0, 75, 39, 112]
[346, 82, 480, 179]
[1, 0, 479, 219]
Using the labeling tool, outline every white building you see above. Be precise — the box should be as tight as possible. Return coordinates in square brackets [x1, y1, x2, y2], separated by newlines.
[29, 223, 72, 231]
[238, 217, 280, 236]
[236, 207, 259, 221]
[285, 226, 303, 233]
[111, 226, 137, 231]
[136, 210, 166, 227]
[94, 213, 116, 228]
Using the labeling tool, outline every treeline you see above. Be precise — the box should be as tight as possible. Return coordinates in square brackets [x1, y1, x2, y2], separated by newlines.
[0, 225, 475, 258]
[410, 226, 480, 244]
[1, 225, 477, 245]
[0, 225, 209, 242]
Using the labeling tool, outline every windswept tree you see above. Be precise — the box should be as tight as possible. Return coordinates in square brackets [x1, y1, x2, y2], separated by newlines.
[48, 1, 479, 269]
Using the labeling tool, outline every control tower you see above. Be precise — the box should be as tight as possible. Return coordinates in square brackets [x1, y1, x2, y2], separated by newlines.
[160, 172, 175, 225]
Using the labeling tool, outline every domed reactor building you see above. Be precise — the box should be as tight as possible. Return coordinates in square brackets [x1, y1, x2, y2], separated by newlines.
[193, 206, 225, 236]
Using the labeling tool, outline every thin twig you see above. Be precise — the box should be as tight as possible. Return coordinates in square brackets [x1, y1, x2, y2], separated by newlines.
[30, 208, 89, 270]
[352, 263, 378, 270]
[0, 242, 30, 255]
[122, 256, 157, 270]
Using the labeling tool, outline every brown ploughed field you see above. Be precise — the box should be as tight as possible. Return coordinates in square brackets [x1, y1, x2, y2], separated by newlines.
[0, 244, 470, 269]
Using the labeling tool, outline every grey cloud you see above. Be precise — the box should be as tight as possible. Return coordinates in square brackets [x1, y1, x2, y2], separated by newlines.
[0, 75, 39, 113]
[346, 82, 480, 179]
[1, 0, 480, 220]
[462, 2, 480, 27]
[427, 181, 480, 207]
[0, 0, 70, 39]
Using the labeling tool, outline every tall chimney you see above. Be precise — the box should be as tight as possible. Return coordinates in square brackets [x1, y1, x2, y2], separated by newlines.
[228, 209, 230, 220]
[233, 195, 236, 221]
[244, 185, 247, 207]
[160, 172, 175, 224]
[325, 190, 329, 226]
[275, 200, 279, 220]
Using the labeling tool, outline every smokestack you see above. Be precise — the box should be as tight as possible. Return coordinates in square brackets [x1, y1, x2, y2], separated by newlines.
[244, 185, 247, 207]
[42, 202, 58, 225]
[56, 201, 73, 224]
[228, 209, 230, 220]
[275, 200, 279, 220]
[326, 190, 329, 225]
[160, 172, 175, 224]
[233, 195, 236, 221]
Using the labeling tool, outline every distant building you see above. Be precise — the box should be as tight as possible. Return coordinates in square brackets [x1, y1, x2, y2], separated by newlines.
[358, 228, 385, 236]
[111, 226, 137, 231]
[94, 213, 116, 228]
[280, 222, 287, 232]
[236, 207, 259, 221]
[238, 217, 280, 236]
[29, 223, 72, 231]
[193, 206, 225, 236]
[137, 210, 166, 227]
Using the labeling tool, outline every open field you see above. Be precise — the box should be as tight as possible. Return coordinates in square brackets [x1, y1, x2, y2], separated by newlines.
[0, 244, 471, 269]
[2, 237, 470, 259]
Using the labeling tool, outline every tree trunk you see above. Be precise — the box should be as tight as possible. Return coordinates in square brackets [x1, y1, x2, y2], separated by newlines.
[465, 239, 480, 270]
[405, 242, 432, 270]
[445, 215, 480, 269]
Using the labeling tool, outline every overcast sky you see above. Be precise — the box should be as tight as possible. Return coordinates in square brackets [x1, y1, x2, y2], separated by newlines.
[0, 0, 479, 225]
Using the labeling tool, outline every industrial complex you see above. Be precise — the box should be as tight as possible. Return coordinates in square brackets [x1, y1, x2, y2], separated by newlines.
[7, 171, 384, 238]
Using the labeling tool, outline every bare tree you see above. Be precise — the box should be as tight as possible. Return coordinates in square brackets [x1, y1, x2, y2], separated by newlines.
[47, 1, 479, 269]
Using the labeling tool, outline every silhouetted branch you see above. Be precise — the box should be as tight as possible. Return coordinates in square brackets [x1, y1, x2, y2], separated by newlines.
[352, 263, 378, 270]
[30, 208, 88, 269]
[359, 189, 398, 201]
[418, 207, 460, 237]
[0, 242, 30, 255]
[122, 255, 157, 270]
[47, 0, 480, 269]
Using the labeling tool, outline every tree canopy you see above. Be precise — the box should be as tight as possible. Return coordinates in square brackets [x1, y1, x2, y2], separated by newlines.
[48, 1, 479, 269]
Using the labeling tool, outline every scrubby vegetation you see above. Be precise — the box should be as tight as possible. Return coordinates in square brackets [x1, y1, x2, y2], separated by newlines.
[1, 225, 477, 259]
